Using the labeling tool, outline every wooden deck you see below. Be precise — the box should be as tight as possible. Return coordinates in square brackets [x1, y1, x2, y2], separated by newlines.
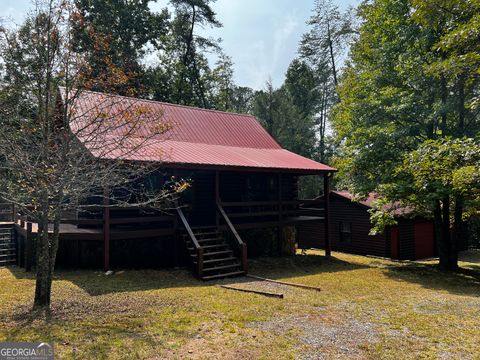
[14, 221, 176, 241]
[2, 192, 331, 274]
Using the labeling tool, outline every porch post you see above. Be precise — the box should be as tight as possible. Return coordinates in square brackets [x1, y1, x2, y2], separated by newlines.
[103, 187, 110, 271]
[215, 170, 220, 227]
[277, 173, 284, 255]
[323, 173, 331, 257]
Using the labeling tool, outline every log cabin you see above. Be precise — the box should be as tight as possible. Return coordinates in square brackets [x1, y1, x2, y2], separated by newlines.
[1, 89, 336, 280]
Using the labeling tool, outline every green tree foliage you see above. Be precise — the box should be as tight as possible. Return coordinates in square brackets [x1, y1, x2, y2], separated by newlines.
[150, 0, 221, 108]
[72, 0, 168, 95]
[333, 0, 480, 269]
[373, 138, 480, 269]
[253, 78, 316, 159]
[297, 0, 355, 166]
[228, 86, 255, 114]
[211, 53, 234, 111]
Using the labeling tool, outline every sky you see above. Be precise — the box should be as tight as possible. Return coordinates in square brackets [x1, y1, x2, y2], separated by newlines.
[1, 0, 361, 90]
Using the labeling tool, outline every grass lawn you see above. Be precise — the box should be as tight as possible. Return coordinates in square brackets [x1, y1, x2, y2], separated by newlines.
[1, 250, 480, 359]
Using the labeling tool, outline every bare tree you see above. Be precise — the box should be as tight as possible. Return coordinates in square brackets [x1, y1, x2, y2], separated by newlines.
[0, 0, 184, 310]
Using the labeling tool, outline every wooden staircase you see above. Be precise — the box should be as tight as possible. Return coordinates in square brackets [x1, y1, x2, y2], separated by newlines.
[0, 227, 16, 266]
[183, 227, 244, 280]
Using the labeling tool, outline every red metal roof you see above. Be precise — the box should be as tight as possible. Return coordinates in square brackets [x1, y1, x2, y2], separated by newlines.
[333, 191, 414, 217]
[63, 89, 335, 173]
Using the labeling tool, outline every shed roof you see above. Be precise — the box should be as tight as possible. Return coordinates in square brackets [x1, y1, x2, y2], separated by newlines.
[64, 89, 335, 173]
[332, 191, 414, 217]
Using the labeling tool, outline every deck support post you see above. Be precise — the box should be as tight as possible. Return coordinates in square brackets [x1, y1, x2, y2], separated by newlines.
[103, 188, 110, 272]
[324, 173, 331, 257]
[197, 247, 204, 278]
[277, 173, 284, 256]
[241, 242, 248, 273]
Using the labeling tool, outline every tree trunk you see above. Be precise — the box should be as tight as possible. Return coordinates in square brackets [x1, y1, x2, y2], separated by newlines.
[441, 196, 457, 270]
[34, 214, 52, 308]
[434, 200, 449, 270]
[452, 196, 463, 263]
[326, 20, 337, 87]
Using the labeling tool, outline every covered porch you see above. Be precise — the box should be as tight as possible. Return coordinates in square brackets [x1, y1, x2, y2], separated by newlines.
[1, 167, 333, 279]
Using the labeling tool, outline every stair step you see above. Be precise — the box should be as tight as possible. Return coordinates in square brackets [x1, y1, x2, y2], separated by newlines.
[202, 271, 245, 280]
[196, 237, 224, 244]
[202, 263, 241, 272]
[194, 256, 238, 265]
[191, 250, 232, 258]
[0, 260, 16, 266]
[193, 230, 221, 237]
[0, 248, 16, 254]
[187, 244, 227, 251]
[190, 226, 218, 231]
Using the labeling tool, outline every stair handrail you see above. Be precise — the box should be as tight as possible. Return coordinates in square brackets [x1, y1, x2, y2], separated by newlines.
[176, 207, 201, 249]
[217, 201, 247, 273]
[176, 207, 204, 278]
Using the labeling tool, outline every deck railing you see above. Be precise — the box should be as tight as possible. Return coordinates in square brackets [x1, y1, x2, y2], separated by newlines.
[219, 200, 325, 222]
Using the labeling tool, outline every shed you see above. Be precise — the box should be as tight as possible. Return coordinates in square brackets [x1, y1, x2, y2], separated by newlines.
[298, 191, 436, 260]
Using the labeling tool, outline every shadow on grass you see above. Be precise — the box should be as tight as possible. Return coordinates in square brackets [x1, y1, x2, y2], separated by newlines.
[7, 252, 480, 298]
[382, 262, 480, 297]
[3, 306, 160, 359]
[6, 265, 204, 296]
[248, 253, 370, 279]
[248, 252, 480, 298]
[6, 253, 366, 297]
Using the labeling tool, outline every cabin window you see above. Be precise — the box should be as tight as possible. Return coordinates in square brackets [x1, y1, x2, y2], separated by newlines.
[339, 221, 352, 242]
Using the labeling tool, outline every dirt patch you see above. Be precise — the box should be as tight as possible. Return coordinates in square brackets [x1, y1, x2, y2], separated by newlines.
[162, 320, 287, 360]
[250, 310, 378, 360]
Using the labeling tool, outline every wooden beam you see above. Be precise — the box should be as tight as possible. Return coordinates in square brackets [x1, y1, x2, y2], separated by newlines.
[324, 173, 331, 257]
[103, 187, 110, 271]
[218, 284, 284, 299]
[246, 275, 321, 292]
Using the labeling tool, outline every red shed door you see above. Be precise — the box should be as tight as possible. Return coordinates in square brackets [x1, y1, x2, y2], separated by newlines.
[414, 221, 435, 259]
[390, 227, 399, 259]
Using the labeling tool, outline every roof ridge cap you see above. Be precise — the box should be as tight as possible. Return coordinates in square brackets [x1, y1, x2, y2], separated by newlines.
[78, 88, 257, 119]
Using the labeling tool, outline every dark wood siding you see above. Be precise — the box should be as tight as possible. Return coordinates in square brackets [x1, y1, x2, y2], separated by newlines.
[219, 172, 297, 202]
[398, 219, 415, 260]
[298, 195, 389, 257]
